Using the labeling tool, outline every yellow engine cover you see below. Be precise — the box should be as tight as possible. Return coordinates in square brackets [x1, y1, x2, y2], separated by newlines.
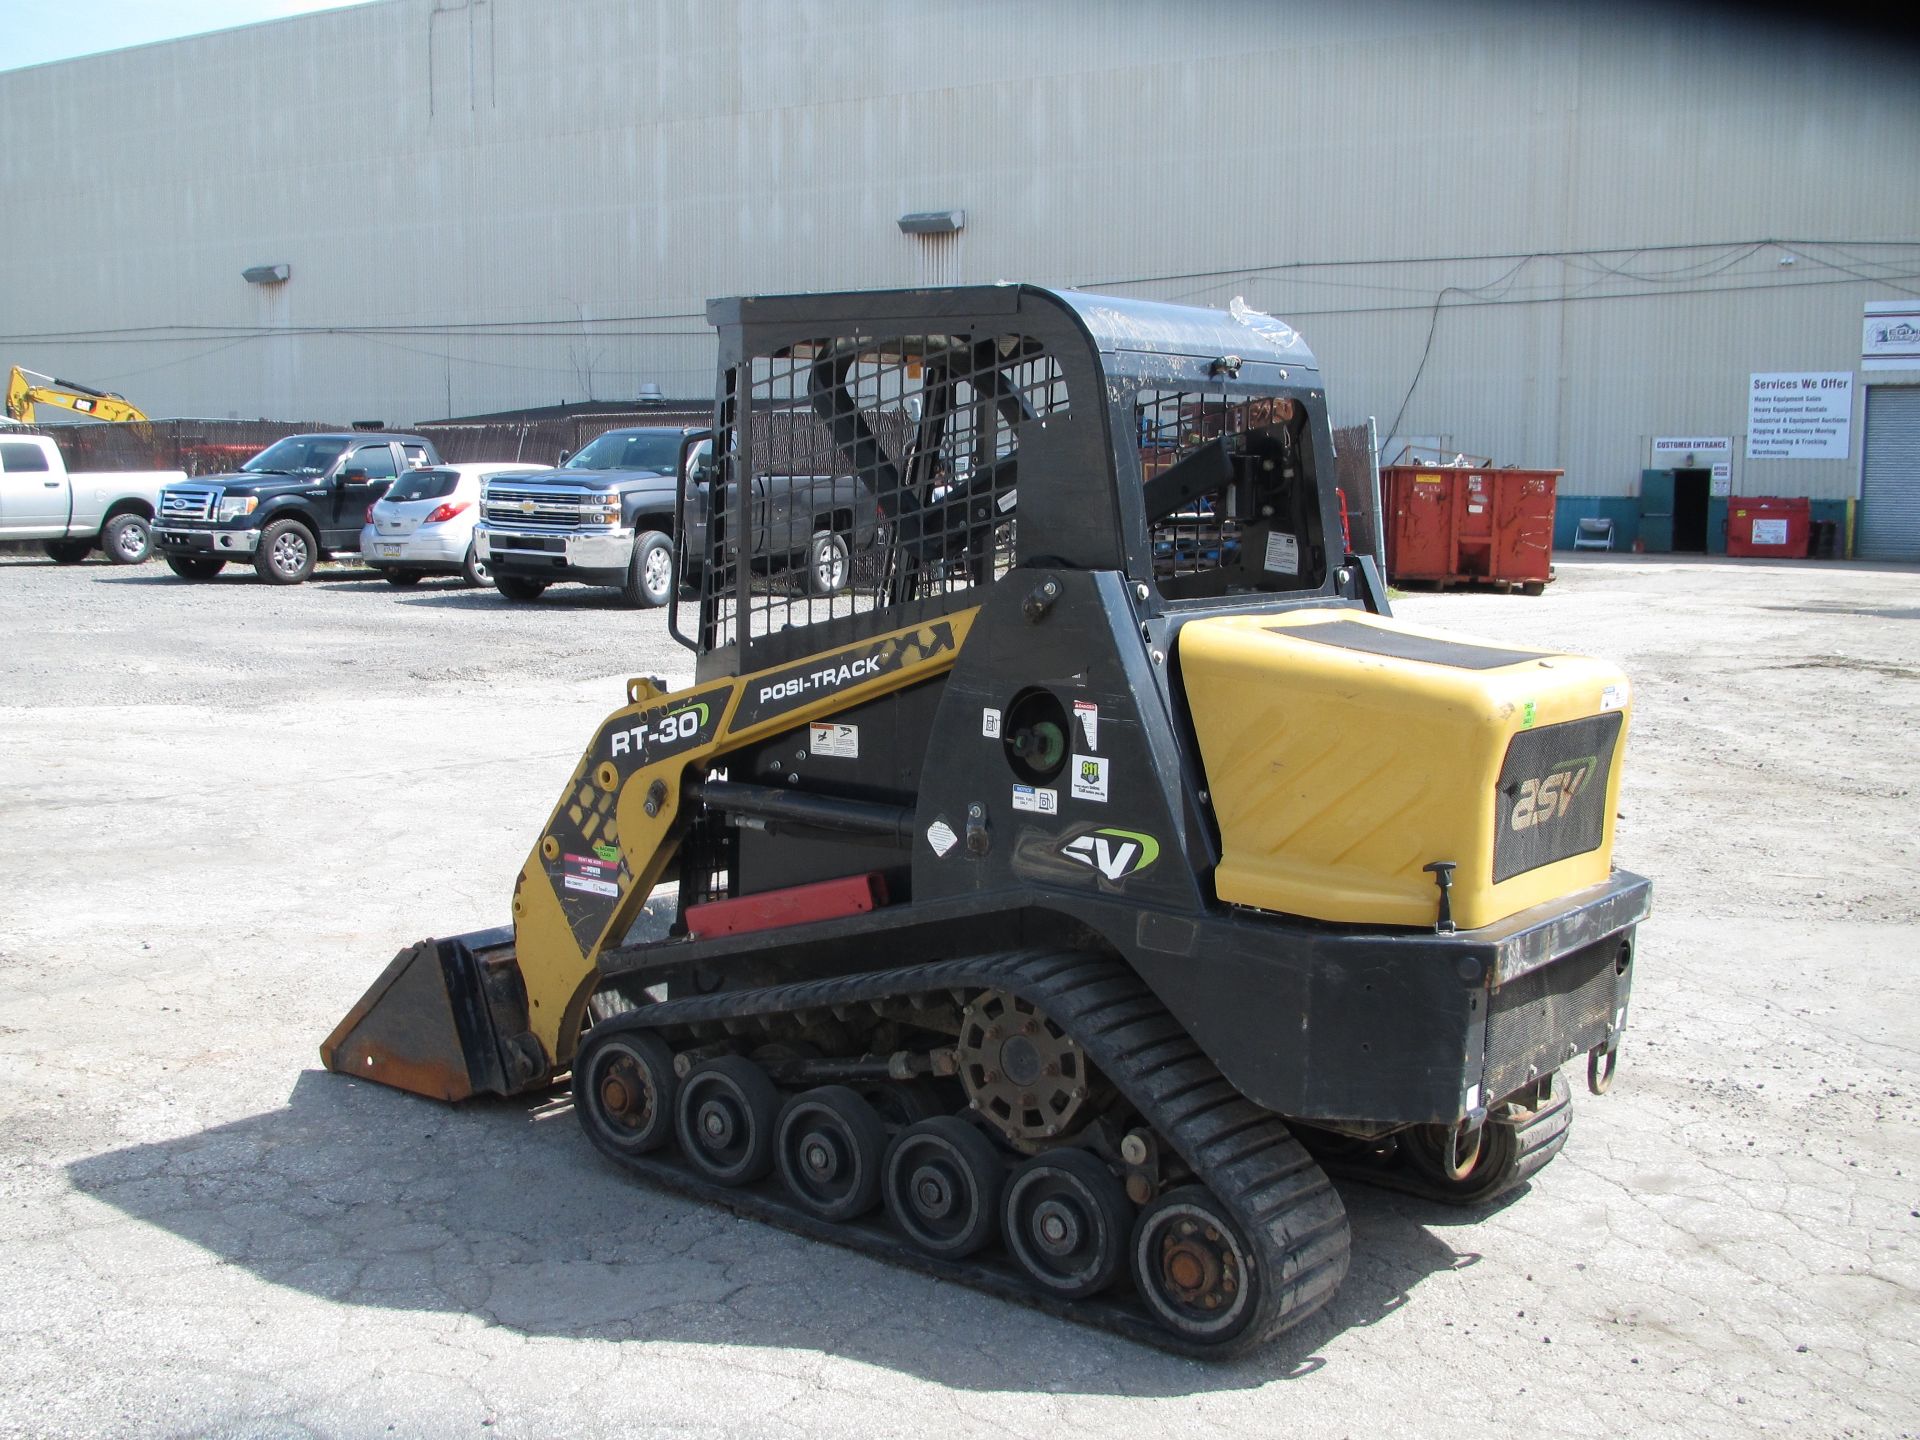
[1179, 610, 1631, 932]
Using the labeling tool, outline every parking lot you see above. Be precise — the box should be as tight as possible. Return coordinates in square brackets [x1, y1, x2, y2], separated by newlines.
[1, 552, 1915, 1439]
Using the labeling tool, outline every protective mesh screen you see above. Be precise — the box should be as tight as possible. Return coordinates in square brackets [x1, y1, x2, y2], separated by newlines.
[697, 335, 1067, 656]
[1132, 389, 1325, 600]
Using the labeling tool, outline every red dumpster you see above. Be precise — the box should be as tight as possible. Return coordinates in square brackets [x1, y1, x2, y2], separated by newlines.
[1383, 465, 1559, 593]
[1725, 497, 1810, 558]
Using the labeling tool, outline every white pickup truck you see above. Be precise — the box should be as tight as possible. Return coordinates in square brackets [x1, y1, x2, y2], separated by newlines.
[0, 433, 186, 564]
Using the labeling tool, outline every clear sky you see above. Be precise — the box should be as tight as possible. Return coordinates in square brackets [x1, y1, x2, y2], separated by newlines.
[0, 1, 375, 72]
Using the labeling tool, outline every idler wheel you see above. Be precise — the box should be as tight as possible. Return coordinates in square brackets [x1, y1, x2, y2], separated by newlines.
[775, 1085, 888, 1222]
[1002, 1147, 1132, 1299]
[882, 1116, 1005, 1259]
[675, 1056, 781, 1186]
[1131, 1186, 1260, 1345]
[572, 1031, 678, 1157]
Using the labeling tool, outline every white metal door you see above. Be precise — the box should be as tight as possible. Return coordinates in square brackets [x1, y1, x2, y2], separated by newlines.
[1858, 385, 1920, 561]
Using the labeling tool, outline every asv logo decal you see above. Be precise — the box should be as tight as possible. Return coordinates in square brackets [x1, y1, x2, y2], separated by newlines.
[1059, 828, 1161, 881]
[1510, 756, 1597, 832]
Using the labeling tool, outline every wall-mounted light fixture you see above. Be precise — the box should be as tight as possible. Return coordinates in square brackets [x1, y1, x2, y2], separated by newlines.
[898, 210, 965, 236]
[242, 264, 291, 285]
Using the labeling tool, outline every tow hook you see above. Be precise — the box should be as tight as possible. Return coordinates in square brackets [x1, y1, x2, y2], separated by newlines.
[1440, 1105, 1489, 1181]
[1587, 1040, 1620, 1095]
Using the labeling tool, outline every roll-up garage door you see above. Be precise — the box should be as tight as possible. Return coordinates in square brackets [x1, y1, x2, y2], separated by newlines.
[1858, 385, 1920, 561]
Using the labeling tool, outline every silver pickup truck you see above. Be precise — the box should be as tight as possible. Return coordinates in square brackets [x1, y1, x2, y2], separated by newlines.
[0, 433, 185, 564]
[476, 426, 882, 608]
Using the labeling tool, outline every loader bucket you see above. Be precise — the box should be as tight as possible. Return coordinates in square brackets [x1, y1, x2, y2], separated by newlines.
[321, 926, 542, 1102]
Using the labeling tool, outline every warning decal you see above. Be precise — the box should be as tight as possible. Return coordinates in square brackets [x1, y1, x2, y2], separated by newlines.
[810, 722, 859, 758]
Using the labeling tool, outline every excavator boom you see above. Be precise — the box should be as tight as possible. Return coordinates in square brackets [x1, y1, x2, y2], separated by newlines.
[5, 366, 149, 424]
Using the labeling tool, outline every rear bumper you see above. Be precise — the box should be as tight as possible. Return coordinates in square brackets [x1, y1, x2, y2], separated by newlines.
[361, 523, 470, 569]
[1114, 870, 1652, 1129]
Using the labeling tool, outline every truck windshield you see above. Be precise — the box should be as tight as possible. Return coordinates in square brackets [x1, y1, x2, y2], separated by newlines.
[564, 431, 680, 473]
[243, 437, 349, 476]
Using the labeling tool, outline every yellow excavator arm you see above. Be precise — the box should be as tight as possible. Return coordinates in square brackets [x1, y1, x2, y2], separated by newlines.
[5, 367, 149, 424]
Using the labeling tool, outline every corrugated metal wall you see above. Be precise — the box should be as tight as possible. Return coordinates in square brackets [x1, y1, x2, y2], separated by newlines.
[3, 0, 1917, 501]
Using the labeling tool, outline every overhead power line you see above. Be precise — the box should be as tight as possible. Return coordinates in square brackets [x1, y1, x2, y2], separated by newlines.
[4, 237, 1916, 346]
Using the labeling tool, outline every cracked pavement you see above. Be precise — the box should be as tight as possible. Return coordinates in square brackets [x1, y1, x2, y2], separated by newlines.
[1, 553, 1915, 1437]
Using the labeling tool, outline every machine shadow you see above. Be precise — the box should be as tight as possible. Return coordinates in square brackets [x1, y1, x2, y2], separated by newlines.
[68, 1070, 1472, 1397]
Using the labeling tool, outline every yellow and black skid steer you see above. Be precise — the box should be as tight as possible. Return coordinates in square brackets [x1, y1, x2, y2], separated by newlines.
[324, 284, 1648, 1357]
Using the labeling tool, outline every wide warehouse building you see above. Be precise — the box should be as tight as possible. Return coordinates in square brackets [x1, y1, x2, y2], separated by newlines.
[3, 0, 1918, 557]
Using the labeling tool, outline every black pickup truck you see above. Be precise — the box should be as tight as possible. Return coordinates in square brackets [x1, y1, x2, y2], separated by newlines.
[153, 432, 441, 584]
[475, 426, 881, 607]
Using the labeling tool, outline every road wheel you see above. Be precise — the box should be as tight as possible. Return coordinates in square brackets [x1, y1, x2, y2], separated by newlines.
[165, 556, 225, 580]
[805, 529, 851, 596]
[42, 539, 91, 564]
[676, 1056, 782, 1186]
[102, 512, 152, 565]
[1003, 1147, 1133, 1299]
[622, 530, 674, 608]
[254, 519, 316, 584]
[882, 1116, 1005, 1259]
[460, 542, 489, 588]
[494, 575, 547, 602]
[382, 569, 423, 588]
[775, 1086, 888, 1222]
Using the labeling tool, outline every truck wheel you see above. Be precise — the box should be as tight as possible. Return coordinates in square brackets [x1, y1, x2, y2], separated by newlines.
[382, 569, 423, 588]
[623, 530, 674, 608]
[460, 542, 489, 588]
[494, 575, 547, 602]
[165, 556, 226, 580]
[42, 539, 91, 565]
[806, 530, 851, 596]
[102, 512, 153, 565]
[254, 519, 316, 584]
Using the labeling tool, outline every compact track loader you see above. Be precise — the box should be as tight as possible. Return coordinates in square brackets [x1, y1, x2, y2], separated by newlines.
[324, 285, 1649, 1356]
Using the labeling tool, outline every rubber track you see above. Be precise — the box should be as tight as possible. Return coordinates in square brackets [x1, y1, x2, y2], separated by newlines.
[1309, 1082, 1573, 1206]
[583, 947, 1351, 1358]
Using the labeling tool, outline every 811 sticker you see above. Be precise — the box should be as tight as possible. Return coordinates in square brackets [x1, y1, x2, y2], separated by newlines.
[1070, 754, 1109, 803]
